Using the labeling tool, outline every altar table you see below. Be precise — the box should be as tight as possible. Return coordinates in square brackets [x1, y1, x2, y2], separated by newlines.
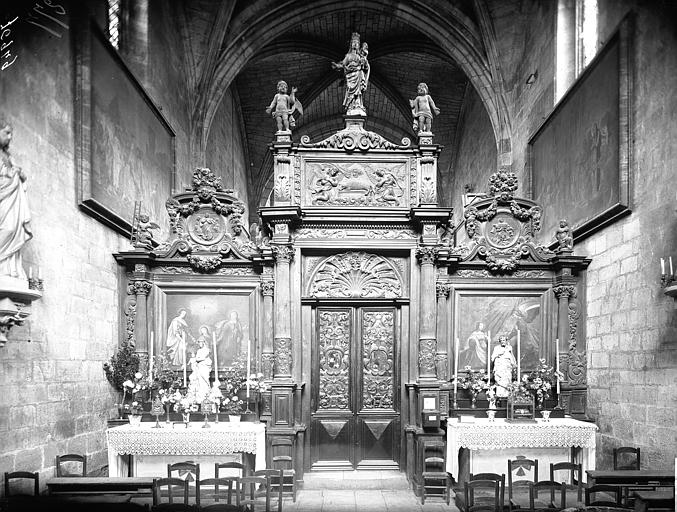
[446, 418, 597, 482]
[106, 422, 266, 477]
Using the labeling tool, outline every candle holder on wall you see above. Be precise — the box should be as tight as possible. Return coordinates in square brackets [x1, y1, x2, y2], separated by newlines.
[660, 257, 677, 303]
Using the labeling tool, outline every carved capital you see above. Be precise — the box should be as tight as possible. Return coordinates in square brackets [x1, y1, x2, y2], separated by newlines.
[436, 282, 450, 298]
[272, 245, 294, 262]
[416, 246, 439, 265]
[131, 280, 153, 296]
[274, 337, 292, 377]
[261, 353, 275, 381]
[260, 281, 275, 297]
[435, 353, 448, 380]
[553, 285, 577, 300]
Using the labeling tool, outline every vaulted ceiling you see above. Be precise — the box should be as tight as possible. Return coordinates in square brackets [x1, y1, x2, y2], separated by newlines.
[175, 0, 506, 217]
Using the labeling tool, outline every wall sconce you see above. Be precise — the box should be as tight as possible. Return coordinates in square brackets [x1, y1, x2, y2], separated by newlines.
[0, 297, 26, 348]
[0, 270, 43, 347]
[661, 257, 677, 302]
[526, 71, 538, 85]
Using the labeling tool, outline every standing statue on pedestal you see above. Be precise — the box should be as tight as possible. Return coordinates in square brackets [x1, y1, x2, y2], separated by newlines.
[491, 335, 517, 398]
[332, 32, 370, 116]
[555, 219, 573, 252]
[0, 117, 32, 280]
[188, 333, 213, 402]
[265, 80, 303, 133]
[410, 83, 440, 134]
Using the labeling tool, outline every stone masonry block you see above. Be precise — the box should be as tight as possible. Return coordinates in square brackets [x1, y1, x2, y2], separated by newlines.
[620, 255, 638, 274]
[590, 351, 609, 368]
[9, 405, 36, 430]
[622, 218, 641, 241]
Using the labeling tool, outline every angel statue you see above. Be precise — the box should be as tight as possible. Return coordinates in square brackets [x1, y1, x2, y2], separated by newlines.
[265, 80, 303, 133]
[132, 212, 159, 249]
[410, 82, 440, 133]
[332, 32, 370, 116]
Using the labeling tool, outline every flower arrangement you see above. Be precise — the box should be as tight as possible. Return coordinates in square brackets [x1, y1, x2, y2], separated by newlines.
[525, 358, 562, 406]
[169, 389, 200, 415]
[149, 353, 181, 393]
[103, 340, 141, 392]
[122, 371, 148, 415]
[220, 381, 244, 415]
[453, 366, 490, 402]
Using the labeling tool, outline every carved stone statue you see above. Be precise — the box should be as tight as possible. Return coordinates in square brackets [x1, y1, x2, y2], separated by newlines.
[0, 118, 32, 280]
[410, 82, 440, 133]
[265, 80, 303, 133]
[332, 32, 370, 116]
[187, 332, 212, 402]
[133, 212, 159, 250]
[491, 335, 516, 397]
[555, 219, 573, 252]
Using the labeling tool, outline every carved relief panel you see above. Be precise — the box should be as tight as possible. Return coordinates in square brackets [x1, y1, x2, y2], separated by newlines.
[302, 160, 410, 208]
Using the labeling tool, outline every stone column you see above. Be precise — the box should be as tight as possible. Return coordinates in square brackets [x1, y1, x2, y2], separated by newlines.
[417, 246, 438, 380]
[272, 244, 294, 380]
[553, 285, 576, 354]
[260, 272, 275, 382]
[129, 280, 152, 354]
[435, 282, 450, 380]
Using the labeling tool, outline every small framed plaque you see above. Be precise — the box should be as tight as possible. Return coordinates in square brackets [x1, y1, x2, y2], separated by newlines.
[507, 395, 536, 423]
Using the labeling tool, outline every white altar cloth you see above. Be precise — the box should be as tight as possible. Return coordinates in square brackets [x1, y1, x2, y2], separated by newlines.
[106, 422, 266, 477]
[446, 418, 597, 480]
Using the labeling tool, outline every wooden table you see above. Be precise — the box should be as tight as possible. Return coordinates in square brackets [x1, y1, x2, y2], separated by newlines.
[586, 470, 674, 486]
[47, 477, 154, 495]
[106, 421, 266, 477]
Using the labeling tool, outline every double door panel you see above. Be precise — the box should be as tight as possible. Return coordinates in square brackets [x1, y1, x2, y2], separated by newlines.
[311, 306, 399, 470]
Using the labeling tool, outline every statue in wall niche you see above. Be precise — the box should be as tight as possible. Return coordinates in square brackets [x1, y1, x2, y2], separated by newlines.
[333, 32, 370, 116]
[491, 335, 517, 398]
[265, 80, 303, 133]
[410, 82, 440, 134]
[555, 219, 574, 252]
[0, 117, 32, 280]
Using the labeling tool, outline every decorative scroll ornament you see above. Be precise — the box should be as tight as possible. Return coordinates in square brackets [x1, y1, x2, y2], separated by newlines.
[362, 310, 394, 409]
[274, 337, 292, 376]
[150, 168, 258, 262]
[260, 281, 275, 297]
[418, 338, 437, 376]
[308, 252, 403, 299]
[318, 310, 351, 410]
[300, 122, 410, 151]
[457, 172, 554, 273]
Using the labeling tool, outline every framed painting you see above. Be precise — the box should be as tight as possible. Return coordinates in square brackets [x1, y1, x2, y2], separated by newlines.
[153, 284, 258, 374]
[453, 290, 552, 373]
[75, 19, 175, 238]
[527, 15, 632, 245]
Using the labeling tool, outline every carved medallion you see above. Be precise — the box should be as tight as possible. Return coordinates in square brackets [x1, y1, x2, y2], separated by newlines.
[362, 310, 394, 410]
[308, 252, 403, 298]
[318, 310, 351, 410]
[486, 213, 520, 249]
[187, 210, 226, 245]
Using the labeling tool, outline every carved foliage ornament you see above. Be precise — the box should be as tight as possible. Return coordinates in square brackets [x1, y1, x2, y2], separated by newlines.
[418, 338, 437, 376]
[274, 337, 292, 376]
[362, 310, 394, 410]
[300, 130, 411, 151]
[309, 252, 403, 299]
[416, 246, 439, 265]
[187, 254, 222, 273]
[319, 310, 351, 410]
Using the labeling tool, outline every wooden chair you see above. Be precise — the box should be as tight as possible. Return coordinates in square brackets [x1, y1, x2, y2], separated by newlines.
[613, 447, 640, 470]
[167, 461, 200, 502]
[549, 462, 583, 505]
[584, 484, 623, 507]
[152, 477, 193, 511]
[214, 461, 246, 478]
[420, 440, 450, 504]
[254, 469, 283, 512]
[508, 458, 539, 511]
[239, 476, 270, 512]
[4, 471, 39, 497]
[470, 473, 506, 511]
[270, 437, 297, 502]
[56, 454, 87, 477]
[528, 481, 567, 511]
[196, 477, 240, 511]
[4, 471, 40, 511]
[463, 479, 501, 512]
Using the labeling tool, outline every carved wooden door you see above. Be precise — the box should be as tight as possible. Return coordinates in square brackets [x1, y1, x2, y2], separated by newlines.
[311, 306, 400, 470]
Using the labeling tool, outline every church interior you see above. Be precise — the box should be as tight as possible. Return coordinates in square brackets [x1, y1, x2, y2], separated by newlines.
[1, 0, 676, 510]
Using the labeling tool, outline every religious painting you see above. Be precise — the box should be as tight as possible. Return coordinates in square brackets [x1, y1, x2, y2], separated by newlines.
[303, 159, 409, 208]
[454, 292, 546, 373]
[75, 21, 175, 238]
[528, 16, 632, 245]
[159, 290, 254, 373]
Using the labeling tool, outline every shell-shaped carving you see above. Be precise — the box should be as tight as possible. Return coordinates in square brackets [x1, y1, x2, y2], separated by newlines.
[308, 252, 403, 298]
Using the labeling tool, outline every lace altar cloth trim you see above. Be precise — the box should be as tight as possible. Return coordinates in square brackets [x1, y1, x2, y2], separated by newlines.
[106, 423, 266, 456]
[449, 418, 597, 450]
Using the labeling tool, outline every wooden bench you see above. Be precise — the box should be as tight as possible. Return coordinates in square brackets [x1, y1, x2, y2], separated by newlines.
[47, 477, 155, 496]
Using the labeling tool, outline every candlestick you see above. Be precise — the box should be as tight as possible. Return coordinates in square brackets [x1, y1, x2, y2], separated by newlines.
[183, 333, 187, 387]
[556, 338, 561, 396]
[661, 258, 666, 274]
[246, 338, 251, 400]
[454, 337, 459, 395]
[516, 329, 521, 381]
[149, 331, 154, 380]
[486, 330, 491, 381]
[212, 332, 219, 385]
[671, 256, 674, 276]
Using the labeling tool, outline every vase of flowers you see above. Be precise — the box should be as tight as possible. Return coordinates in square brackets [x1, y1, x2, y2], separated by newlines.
[524, 359, 561, 409]
[122, 370, 148, 424]
[103, 340, 142, 419]
[171, 389, 199, 427]
[454, 366, 490, 408]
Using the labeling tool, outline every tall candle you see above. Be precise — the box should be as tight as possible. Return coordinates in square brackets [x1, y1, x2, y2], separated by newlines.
[246, 338, 251, 399]
[516, 329, 521, 381]
[149, 331, 154, 380]
[212, 332, 219, 384]
[183, 333, 187, 387]
[556, 338, 561, 395]
[486, 330, 491, 381]
[454, 337, 459, 395]
[671, 256, 674, 276]
[661, 258, 666, 274]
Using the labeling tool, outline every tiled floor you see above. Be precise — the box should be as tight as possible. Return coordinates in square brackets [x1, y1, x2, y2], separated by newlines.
[280, 489, 459, 511]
